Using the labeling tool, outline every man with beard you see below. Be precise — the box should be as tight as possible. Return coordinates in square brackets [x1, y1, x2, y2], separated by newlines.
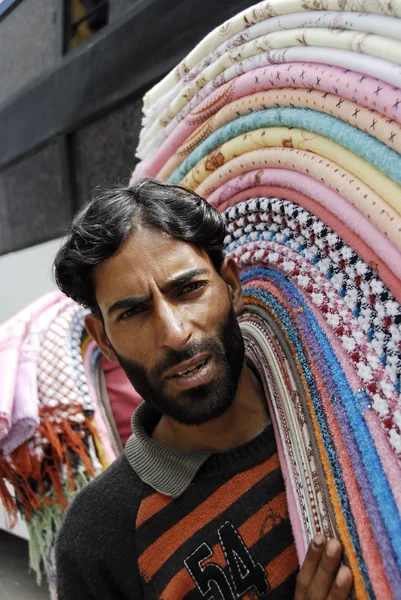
[54, 179, 352, 600]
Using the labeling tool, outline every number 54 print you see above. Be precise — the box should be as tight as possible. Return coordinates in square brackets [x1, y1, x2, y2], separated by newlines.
[184, 521, 270, 599]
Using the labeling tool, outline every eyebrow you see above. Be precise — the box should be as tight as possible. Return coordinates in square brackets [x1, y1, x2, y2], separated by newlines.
[107, 268, 211, 316]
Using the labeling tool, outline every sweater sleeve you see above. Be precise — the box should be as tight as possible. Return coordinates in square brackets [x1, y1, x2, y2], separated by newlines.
[56, 507, 144, 600]
[56, 516, 145, 600]
[55, 459, 145, 600]
[56, 544, 96, 600]
[55, 506, 110, 600]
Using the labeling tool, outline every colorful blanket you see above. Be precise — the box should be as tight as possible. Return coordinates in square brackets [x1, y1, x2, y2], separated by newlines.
[132, 2, 401, 597]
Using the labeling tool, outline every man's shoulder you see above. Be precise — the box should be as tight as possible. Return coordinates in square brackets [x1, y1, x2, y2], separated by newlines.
[58, 453, 144, 546]
[56, 455, 146, 596]
[82, 451, 141, 492]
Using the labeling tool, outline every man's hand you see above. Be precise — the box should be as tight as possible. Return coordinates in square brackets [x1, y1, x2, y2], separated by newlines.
[295, 535, 353, 600]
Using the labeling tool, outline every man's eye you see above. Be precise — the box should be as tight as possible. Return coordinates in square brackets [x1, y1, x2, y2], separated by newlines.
[118, 307, 144, 321]
[179, 281, 205, 295]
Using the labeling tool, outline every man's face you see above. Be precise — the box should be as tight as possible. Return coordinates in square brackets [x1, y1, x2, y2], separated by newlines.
[87, 228, 245, 426]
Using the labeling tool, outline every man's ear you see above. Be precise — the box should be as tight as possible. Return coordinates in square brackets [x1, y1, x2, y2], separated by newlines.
[84, 313, 119, 363]
[219, 255, 244, 315]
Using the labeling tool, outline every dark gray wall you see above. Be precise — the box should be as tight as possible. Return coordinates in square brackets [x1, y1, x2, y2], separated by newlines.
[0, 0, 61, 106]
[0, 0, 146, 253]
[109, 0, 138, 22]
[0, 142, 72, 255]
[74, 96, 143, 207]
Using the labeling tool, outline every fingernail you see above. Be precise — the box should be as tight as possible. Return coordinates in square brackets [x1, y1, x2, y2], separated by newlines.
[326, 539, 339, 557]
[336, 567, 349, 586]
[313, 534, 324, 548]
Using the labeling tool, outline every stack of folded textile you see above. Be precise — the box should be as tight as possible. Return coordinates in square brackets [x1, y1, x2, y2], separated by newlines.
[0, 293, 141, 593]
[132, 2, 401, 597]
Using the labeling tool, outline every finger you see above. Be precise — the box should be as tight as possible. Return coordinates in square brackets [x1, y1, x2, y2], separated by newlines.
[295, 535, 326, 599]
[328, 566, 353, 600]
[309, 538, 343, 600]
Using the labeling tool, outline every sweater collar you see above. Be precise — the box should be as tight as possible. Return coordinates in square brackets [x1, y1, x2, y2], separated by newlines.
[125, 402, 212, 498]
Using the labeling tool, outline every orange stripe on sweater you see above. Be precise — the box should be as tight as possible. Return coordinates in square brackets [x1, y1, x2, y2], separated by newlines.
[137, 492, 174, 528]
[265, 544, 299, 590]
[139, 453, 279, 581]
[159, 490, 292, 599]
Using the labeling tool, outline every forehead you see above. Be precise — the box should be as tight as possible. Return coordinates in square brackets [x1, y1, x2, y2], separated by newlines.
[93, 228, 213, 305]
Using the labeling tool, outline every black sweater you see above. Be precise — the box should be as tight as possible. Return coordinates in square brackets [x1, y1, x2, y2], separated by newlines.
[56, 408, 298, 599]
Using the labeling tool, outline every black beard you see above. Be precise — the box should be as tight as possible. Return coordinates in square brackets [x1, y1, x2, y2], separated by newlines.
[112, 302, 245, 426]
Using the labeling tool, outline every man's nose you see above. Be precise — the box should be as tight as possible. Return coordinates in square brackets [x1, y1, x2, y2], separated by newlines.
[154, 300, 191, 350]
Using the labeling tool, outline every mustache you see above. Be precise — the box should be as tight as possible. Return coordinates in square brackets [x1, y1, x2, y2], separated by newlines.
[152, 338, 224, 379]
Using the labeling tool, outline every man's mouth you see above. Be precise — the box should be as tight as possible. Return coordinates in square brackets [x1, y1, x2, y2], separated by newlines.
[164, 353, 213, 388]
[171, 358, 208, 378]
[164, 353, 210, 379]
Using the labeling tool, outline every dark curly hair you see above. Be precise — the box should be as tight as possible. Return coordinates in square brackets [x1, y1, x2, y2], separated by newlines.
[53, 179, 227, 314]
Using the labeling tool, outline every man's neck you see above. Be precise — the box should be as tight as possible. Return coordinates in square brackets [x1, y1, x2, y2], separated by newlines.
[151, 362, 269, 453]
